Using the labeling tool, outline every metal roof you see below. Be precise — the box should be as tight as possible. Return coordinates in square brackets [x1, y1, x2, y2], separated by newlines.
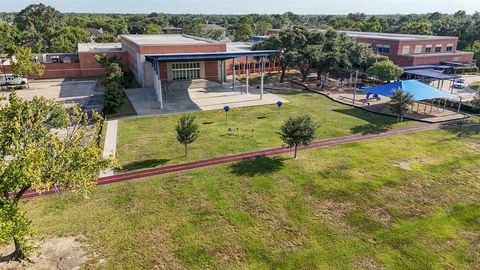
[358, 80, 459, 101]
[145, 50, 279, 62]
[403, 68, 459, 80]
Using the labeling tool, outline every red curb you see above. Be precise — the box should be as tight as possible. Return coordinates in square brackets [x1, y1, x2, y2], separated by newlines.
[20, 123, 441, 199]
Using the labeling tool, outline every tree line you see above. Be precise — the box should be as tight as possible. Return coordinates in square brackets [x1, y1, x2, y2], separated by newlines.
[0, 4, 479, 56]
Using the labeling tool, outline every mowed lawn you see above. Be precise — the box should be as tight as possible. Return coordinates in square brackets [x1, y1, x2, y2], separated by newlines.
[23, 129, 480, 269]
[116, 92, 419, 172]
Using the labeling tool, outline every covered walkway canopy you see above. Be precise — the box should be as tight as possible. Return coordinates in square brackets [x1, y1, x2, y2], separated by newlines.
[403, 68, 459, 80]
[144, 50, 278, 63]
[358, 80, 459, 101]
[145, 50, 279, 109]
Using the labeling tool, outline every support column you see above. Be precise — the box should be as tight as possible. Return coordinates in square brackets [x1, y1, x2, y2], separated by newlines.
[156, 61, 163, 109]
[458, 97, 462, 113]
[232, 58, 236, 92]
[245, 56, 249, 94]
[260, 57, 265, 100]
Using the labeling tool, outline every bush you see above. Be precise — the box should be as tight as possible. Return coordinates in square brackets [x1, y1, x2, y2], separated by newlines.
[103, 80, 124, 114]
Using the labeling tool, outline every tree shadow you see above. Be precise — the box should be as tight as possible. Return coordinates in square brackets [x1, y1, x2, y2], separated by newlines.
[350, 123, 393, 135]
[230, 156, 286, 177]
[121, 159, 170, 172]
[438, 121, 480, 138]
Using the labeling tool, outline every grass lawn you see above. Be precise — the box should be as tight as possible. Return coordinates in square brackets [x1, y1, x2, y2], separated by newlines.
[20, 129, 480, 269]
[471, 81, 480, 90]
[116, 91, 419, 172]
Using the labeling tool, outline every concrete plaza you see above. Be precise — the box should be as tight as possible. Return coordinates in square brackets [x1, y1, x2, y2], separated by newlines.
[125, 79, 289, 116]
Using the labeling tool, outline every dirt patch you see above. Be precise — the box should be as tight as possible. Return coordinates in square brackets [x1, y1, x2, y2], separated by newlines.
[352, 257, 384, 270]
[393, 158, 425, 171]
[305, 195, 357, 233]
[468, 140, 480, 151]
[0, 236, 86, 270]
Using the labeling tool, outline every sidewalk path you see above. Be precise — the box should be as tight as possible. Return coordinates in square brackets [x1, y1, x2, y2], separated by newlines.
[22, 123, 446, 199]
[99, 120, 118, 177]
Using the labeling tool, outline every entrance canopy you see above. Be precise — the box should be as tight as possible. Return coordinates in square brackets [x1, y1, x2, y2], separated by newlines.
[358, 80, 459, 101]
[145, 50, 278, 63]
[403, 68, 459, 80]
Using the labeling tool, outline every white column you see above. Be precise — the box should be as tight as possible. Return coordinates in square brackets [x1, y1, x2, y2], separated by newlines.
[157, 61, 163, 109]
[232, 58, 236, 91]
[260, 57, 264, 100]
[245, 56, 249, 94]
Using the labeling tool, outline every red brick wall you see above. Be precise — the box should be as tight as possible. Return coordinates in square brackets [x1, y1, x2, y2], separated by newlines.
[391, 51, 474, 67]
[204, 61, 218, 81]
[79, 51, 129, 77]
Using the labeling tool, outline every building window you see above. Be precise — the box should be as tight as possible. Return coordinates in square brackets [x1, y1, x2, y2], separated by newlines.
[402, 46, 410, 55]
[435, 44, 442, 53]
[414, 45, 422, 54]
[425, 46, 432, 53]
[376, 44, 390, 54]
[446, 44, 453, 52]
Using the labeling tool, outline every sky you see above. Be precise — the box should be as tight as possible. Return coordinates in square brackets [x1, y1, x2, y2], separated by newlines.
[0, 0, 479, 14]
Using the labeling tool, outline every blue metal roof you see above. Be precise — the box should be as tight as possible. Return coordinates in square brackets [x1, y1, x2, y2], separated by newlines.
[358, 80, 459, 101]
[145, 50, 278, 62]
[403, 68, 459, 80]
[250, 36, 269, 42]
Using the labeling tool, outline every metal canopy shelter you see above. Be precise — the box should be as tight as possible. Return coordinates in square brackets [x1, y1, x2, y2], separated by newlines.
[403, 69, 459, 80]
[357, 80, 464, 114]
[146, 50, 279, 109]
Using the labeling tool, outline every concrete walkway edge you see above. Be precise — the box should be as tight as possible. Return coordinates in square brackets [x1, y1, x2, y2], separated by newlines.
[99, 120, 118, 177]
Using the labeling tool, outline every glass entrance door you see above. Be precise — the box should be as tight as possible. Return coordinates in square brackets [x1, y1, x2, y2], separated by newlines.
[171, 62, 201, 80]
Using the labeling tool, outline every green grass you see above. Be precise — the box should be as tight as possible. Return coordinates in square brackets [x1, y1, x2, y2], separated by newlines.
[471, 81, 480, 90]
[20, 129, 480, 269]
[117, 92, 418, 172]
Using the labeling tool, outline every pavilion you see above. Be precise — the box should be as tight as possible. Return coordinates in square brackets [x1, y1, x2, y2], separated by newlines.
[357, 80, 463, 114]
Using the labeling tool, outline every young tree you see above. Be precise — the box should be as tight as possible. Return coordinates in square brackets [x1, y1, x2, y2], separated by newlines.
[366, 60, 403, 83]
[0, 92, 115, 261]
[175, 114, 199, 156]
[389, 88, 414, 122]
[11, 47, 45, 81]
[280, 114, 318, 158]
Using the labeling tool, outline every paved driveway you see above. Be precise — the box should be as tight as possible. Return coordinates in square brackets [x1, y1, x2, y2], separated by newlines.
[434, 75, 479, 101]
[0, 79, 97, 108]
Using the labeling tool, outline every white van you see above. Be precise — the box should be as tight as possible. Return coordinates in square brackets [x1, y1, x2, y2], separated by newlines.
[0, 74, 28, 86]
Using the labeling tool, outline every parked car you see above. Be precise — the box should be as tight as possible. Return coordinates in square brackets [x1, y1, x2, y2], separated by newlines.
[0, 74, 28, 86]
[452, 79, 465, 89]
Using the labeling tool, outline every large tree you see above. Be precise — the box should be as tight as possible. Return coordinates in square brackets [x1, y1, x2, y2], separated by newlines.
[144, 23, 163, 34]
[280, 114, 318, 158]
[49, 26, 90, 53]
[0, 92, 115, 260]
[389, 88, 414, 122]
[11, 47, 45, 80]
[366, 60, 403, 83]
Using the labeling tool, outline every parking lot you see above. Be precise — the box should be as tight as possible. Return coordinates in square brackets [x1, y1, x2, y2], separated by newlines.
[0, 79, 97, 108]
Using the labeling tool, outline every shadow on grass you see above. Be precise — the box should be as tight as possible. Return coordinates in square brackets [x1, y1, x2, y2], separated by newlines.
[438, 121, 480, 138]
[121, 159, 170, 172]
[333, 108, 396, 134]
[230, 156, 286, 177]
[350, 123, 393, 135]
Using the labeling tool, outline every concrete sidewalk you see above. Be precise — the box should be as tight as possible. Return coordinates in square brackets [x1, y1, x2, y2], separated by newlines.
[99, 120, 118, 177]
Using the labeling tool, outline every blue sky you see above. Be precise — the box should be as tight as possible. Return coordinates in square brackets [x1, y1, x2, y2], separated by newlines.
[0, 0, 478, 14]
